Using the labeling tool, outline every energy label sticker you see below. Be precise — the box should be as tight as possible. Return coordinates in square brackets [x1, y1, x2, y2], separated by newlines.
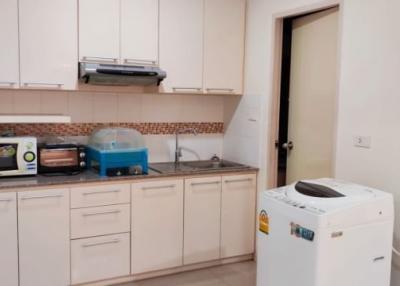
[259, 210, 269, 235]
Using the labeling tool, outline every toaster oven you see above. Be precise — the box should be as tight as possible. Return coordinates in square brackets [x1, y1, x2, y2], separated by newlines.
[38, 144, 86, 174]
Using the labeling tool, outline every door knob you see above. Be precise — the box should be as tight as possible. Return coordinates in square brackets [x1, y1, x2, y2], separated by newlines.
[282, 141, 294, 150]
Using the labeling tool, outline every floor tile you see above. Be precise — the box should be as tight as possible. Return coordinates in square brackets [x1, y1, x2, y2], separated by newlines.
[118, 261, 255, 286]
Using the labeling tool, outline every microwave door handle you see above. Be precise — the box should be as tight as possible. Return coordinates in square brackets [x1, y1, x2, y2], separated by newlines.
[16, 146, 24, 172]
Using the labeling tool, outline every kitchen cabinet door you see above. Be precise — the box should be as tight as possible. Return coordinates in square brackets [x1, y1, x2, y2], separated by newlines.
[204, 0, 246, 95]
[121, 0, 159, 66]
[159, 0, 204, 93]
[71, 233, 130, 285]
[0, 0, 19, 89]
[184, 177, 221, 264]
[131, 179, 184, 274]
[18, 189, 70, 286]
[221, 174, 256, 258]
[19, 0, 77, 90]
[0, 193, 18, 286]
[79, 0, 120, 63]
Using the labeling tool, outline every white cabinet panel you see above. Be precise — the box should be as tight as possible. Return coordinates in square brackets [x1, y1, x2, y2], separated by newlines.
[0, 0, 19, 89]
[131, 179, 184, 274]
[71, 233, 130, 284]
[221, 174, 257, 258]
[121, 0, 159, 65]
[204, 0, 246, 94]
[0, 193, 18, 286]
[71, 204, 131, 239]
[184, 177, 221, 264]
[70, 183, 131, 208]
[19, 0, 77, 90]
[159, 0, 204, 93]
[79, 0, 120, 63]
[18, 188, 70, 286]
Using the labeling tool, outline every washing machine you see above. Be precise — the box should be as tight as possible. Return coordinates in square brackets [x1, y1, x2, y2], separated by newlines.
[256, 178, 394, 286]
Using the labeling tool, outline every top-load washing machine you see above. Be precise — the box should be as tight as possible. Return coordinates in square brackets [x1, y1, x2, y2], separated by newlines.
[257, 178, 394, 286]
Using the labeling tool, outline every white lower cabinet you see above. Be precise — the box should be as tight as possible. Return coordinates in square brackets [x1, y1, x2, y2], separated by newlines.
[221, 174, 257, 258]
[71, 204, 131, 239]
[71, 233, 131, 285]
[131, 179, 184, 274]
[184, 177, 222, 265]
[0, 193, 18, 286]
[18, 188, 70, 286]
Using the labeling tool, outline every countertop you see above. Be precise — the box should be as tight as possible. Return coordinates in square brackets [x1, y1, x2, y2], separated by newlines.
[0, 161, 258, 191]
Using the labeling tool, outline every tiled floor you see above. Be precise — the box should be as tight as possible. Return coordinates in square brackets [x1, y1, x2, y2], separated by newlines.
[118, 261, 256, 286]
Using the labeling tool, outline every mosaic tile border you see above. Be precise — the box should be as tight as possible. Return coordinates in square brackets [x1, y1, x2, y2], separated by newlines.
[0, 122, 224, 137]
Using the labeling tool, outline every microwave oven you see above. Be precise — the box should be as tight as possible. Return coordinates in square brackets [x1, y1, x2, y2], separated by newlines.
[0, 137, 37, 177]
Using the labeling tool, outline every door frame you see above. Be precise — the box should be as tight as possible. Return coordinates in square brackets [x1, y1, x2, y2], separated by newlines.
[267, 0, 342, 188]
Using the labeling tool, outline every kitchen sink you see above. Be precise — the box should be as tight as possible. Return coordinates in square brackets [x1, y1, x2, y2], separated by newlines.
[181, 160, 244, 169]
[149, 160, 249, 174]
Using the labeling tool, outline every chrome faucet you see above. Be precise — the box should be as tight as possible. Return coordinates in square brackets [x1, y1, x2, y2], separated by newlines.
[175, 128, 198, 164]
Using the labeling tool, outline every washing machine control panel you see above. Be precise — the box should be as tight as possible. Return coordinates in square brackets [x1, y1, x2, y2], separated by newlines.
[267, 190, 326, 214]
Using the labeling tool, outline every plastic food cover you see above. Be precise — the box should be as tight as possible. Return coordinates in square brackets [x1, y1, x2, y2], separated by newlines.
[88, 127, 145, 151]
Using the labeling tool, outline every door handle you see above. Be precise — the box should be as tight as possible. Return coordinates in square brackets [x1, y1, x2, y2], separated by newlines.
[282, 141, 294, 151]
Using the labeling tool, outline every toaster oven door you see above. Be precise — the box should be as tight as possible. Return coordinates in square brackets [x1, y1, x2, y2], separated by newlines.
[0, 143, 19, 171]
[40, 148, 78, 168]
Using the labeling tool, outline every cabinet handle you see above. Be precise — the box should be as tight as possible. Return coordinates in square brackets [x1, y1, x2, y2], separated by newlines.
[82, 210, 121, 217]
[82, 238, 121, 248]
[142, 184, 176, 191]
[172, 87, 202, 92]
[22, 82, 63, 89]
[206, 88, 235, 94]
[0, 198, 13, 203]
[20, 194, 64, 200]
[0, 82, 17, 87]
[82, 56, 118, 63]
[82, 189, 121, 196]
[191, 181, 221, 186]
[124, 58, 157, 65]
[224, 178, 253, 184]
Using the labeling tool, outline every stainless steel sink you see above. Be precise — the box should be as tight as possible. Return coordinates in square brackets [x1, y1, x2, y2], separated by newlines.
[182, 160, 244, 169]
[149, 160, 248, 174]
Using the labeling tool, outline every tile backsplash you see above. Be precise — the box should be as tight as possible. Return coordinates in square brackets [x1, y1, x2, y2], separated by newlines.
[0, 122, 224, 137]
[0, 90, 224, 123]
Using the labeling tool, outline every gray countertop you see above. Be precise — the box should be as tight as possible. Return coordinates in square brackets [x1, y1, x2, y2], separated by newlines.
[0, 161, 258, 191]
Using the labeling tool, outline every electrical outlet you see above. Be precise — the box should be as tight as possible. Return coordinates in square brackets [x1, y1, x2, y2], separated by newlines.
[354, 136, 371, 148]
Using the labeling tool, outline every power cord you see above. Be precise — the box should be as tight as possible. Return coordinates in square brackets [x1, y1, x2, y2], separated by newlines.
[394, 247, 400, 257]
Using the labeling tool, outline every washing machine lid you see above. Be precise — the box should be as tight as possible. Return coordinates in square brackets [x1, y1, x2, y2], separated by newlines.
[285, 178, 377, 212]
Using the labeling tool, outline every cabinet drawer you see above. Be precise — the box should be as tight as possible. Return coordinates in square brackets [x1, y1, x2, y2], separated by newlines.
[71, 233, 130, 285]
[71, 183, 130, 208]
[71, 204, 130, 239]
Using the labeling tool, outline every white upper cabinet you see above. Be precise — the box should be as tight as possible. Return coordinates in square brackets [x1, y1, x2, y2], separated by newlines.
[0, 0, 19, 89]
[19, 0, 77, 90]
[204, 0, 246, 94]
[18, 188, 70, 286]
[121, 0, 159, 66]
[159, 0, 204, 93]
[0, 193, 18, 286]
[79, 0, 120, 63]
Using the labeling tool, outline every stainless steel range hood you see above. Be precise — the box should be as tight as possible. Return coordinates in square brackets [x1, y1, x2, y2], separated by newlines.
[79, 62, 167, 86]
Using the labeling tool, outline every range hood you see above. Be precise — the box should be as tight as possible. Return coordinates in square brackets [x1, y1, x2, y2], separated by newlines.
[79, 62, 167, 86]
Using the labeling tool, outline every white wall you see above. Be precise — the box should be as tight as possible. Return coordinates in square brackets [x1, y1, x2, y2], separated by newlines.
[225, 0, 400, 283]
